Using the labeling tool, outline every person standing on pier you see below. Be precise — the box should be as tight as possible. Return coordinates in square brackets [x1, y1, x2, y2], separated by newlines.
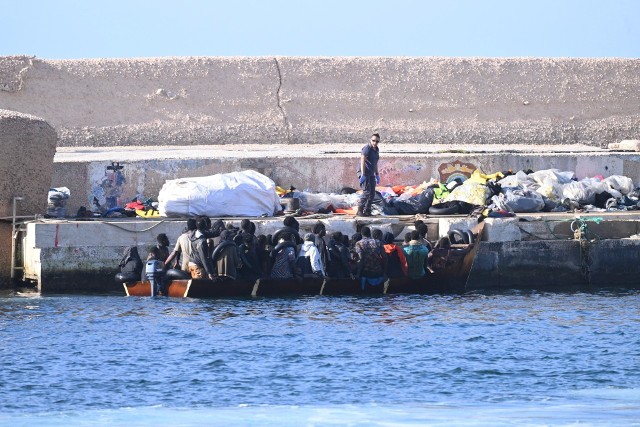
[357, 133, 381, 217]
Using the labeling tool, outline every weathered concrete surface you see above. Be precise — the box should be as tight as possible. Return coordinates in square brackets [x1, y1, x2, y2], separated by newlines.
[0, 110, 57, 287]
[467, 239, 640, 289]
[53, 144, 640, 215]
[1, 56, 639, 148]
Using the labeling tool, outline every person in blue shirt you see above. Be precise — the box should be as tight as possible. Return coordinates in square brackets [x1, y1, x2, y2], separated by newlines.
[403, 230, 430, 279]
[357, 133, 381, 216]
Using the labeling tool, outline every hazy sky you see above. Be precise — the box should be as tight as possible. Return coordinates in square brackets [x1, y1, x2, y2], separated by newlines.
[2, 0, 638, 59]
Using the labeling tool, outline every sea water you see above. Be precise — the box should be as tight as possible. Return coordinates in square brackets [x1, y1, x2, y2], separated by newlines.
[0, 289, 639, 426]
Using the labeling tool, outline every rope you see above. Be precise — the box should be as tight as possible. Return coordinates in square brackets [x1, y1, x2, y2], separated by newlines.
[570, 218, 602, 286]
[102, 220, 167, 233]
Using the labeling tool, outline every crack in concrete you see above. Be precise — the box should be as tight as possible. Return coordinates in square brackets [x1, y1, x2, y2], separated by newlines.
[274, 57, 291, 143]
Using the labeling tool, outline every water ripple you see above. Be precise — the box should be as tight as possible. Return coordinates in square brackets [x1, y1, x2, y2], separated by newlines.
[0, 289, 639, 423]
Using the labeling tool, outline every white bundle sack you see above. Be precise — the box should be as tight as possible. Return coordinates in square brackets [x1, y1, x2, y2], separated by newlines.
[158, 170, 282, 217]
[604, 175, 634, 195]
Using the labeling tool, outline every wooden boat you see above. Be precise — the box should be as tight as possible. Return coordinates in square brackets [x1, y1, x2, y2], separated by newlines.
[123, 223, 483, 298]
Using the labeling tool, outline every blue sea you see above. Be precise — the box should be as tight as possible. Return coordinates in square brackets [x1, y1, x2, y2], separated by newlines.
[1, 289, 639, 426]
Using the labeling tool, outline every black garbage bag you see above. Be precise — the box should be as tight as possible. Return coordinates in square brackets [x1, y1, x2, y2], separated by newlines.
[428, 200, 476, 215]
[393, 189, 435, 215]
[594, 191, 615, 209]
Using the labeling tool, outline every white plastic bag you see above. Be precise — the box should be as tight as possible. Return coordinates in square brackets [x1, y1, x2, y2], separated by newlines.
[158, 170, 282, 217]
[293, 191, 358, 211]
[604, 175, 634, 195]
[47, 187, 70, 217]
[495, 189, 545, 213]
[562, 181, 596, 205]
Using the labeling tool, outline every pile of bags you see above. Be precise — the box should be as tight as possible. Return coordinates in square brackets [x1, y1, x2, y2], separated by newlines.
[286, 168, 640, 216]
[490, 169, 638, 213]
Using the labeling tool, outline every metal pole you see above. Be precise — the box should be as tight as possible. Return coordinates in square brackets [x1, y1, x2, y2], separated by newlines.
[10, 196, 23, 280]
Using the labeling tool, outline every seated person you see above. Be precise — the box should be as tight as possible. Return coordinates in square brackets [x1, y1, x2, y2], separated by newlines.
[156, 233, 171, 262]
[327, 232, 352, 279]
[296, 233, 325, 278]
[143, 246, 166, 296]
[213, 230, 242, 281]
[403, 230, 430, 279]
[117, 246, 143, 282]
[237, 233, 261, 280]
[355, 226, 387, 288]
[382, 232, 408, 278]
[270, 231, 298, 279]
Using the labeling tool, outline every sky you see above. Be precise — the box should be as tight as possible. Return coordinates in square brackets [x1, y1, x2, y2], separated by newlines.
[1, 0, 639, 59]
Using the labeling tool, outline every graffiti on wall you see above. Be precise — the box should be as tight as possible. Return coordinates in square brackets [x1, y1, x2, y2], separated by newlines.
[91, 162, 126, 210]
[438, 160, 477, 183]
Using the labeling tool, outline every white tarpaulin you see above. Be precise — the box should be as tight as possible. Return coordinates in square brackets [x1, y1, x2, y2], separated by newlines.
[158, 170, 282, 217]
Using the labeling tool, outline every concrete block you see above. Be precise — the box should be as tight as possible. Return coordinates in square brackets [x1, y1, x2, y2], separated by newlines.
[609, 140, 640, 151]
[437, 217, 478, 238]
[481, 217, 522, 242]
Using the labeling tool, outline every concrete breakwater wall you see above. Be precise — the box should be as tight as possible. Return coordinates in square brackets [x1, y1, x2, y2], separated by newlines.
[0, 110, 57, 287]
[2, 56, 639, 148]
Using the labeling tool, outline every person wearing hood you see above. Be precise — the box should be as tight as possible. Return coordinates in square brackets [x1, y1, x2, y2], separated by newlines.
[382, 232, 408, 278]
[118, 246, 143, 281]
[213, 230, 242, 281]
[296, 233, 325, 278]
[187, 217, 215, 280]
[326, 231, 352, 279]
[270, 231, 298, 279]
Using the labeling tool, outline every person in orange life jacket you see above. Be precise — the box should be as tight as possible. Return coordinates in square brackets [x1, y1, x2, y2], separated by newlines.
[403, 230, 430, 279]
[357, 133, 381, 217]
[383, 232, 408, 278]
[296, 233, 325, 278]
[187, 217, 215, 280]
